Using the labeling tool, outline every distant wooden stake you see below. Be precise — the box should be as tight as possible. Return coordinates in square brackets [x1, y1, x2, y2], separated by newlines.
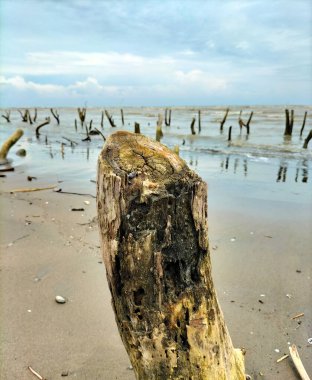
[289, 345, 311, 380]
[101, 111, 104, 128]
[246, 111, 253, 134]
[303, 129, 312, 149]
[18, 109, 28, 122]
[284, 109, 294, 136]
[121, 109, 125, 126]
[27, 110, 33, 125]
[300, 111, 307, 137]
[105, 110, 116, 127]
[33, 108, 37, 122]
[77, 107, 87, 127]
[164, 109, 171, 126]
[198, 110, 201, 133]
[36, 118, 51, 138]
[1, 110, 11, 122]
[228, 126, 232, 142]
[50, 108, 60, 125]
[134, 122, 141, 134]
[220, 108, 229, 131]
[190, 117, 196, 135]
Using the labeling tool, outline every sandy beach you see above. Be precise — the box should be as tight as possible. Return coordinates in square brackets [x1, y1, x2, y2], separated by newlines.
[0, 106, 311, 380]
[0, 154, 311, 380]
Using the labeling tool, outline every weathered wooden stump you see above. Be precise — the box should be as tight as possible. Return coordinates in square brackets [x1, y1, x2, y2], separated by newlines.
[97, 131, 245, 379]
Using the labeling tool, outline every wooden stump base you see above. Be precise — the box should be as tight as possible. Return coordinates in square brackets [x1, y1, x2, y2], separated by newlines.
[97, 131, 246, 379]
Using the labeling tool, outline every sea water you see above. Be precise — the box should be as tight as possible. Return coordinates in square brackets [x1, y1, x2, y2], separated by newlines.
[0, 106, 311, 205]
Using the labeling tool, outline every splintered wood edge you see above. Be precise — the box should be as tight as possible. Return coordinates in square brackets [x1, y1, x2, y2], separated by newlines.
[289, 345, 311, 380]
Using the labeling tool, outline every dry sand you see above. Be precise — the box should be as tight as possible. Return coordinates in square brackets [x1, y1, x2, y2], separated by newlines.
[0, 172, 311, 380]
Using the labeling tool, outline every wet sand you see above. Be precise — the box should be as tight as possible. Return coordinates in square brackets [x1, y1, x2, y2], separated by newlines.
[0, 161, 311, 380]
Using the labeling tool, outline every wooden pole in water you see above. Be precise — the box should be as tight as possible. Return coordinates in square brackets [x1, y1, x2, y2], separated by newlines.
[284, 109, 294, 136]
[300, 111, 307, 137]
[121, 109, 125, 126]
[198, 110, 201, 133]
[50, 108, 60, 125]
[1, 110, 11, 123]
[36, 118, 51, 138]
[220, 108, 229, 132]
[101, 111, 104, 128]
[97, 131, 246, 380]
[105, 110, 116, 127]
[190, 117, 196, 135]
[303, 129, 312, 149]
[228, 126, 232, 142]
[245, 111, 253, 134]
[134, 122, 141, 134]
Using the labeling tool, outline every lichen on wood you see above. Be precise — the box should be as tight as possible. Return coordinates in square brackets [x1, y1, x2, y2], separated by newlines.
[97, 131, 246, 380]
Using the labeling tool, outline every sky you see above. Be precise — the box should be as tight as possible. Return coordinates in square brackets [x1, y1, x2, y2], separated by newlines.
[0, 0, 311, 107]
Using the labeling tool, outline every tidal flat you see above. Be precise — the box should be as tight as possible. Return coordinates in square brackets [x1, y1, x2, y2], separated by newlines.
[0, 106, 311, 379]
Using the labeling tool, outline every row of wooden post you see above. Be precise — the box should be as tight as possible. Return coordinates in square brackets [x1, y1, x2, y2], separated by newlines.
[1, 107, 312, 148]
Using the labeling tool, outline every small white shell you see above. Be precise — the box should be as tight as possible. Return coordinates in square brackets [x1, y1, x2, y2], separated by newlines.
[55, 295, 66, 304]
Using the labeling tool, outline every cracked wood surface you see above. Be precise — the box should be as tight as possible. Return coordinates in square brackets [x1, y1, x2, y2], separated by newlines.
[97, 131, 245, 380]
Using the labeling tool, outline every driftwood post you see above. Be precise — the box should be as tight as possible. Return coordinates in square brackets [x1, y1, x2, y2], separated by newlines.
[121, 109, 125, 126]
[0, 129, 24, 161]
[300, 111, 307, 137]
[220, 108, 229, 132]
[165, 109, 172, 126]
[303, 129, 312, 149]
[1, 110, 11, 122]
[190, 117, 196, 135]
[198, 110, 201, 133]
[97, 131, 246, 380]
[50, 108, 60, 125]
[105, 110, 117, 127]
[134, 122, 141, 134]
[284, 109, 294, 136]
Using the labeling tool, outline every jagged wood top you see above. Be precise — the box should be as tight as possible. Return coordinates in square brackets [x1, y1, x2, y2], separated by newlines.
[98, 131, 199, 184]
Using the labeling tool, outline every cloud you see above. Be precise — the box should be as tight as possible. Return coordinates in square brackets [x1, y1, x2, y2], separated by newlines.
[175, 70, 227, 91]
[0, 75, 65, 94]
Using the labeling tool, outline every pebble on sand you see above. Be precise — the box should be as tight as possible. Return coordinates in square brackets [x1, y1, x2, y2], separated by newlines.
[55, 295, 66, 304]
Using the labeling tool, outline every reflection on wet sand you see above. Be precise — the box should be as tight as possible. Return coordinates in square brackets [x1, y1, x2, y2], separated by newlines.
[220, 156, 248, 177]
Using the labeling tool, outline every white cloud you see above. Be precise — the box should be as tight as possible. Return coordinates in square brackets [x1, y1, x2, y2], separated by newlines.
[0, 75, 64, 94]
[175, 70, 227, 91]
[1, 51, 176, 78]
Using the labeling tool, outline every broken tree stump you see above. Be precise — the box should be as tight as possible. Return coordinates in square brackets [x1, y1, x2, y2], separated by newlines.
[121, 109, 125, 126]
[0, 129, 24, 162]
[35, 118, 51, 138]
[284, 109, 294, 136]
[50, 108, 60, 125]
[97, 131, 246, 380]
[303, 129, 312, 149]
[220, 108, 229, 132]
[105, 110, 117, 127]
[300, 111, 307, 137]
[190, 117, 196, 135]
[1, 110, 11, 123]
[165, 109, 172, 126]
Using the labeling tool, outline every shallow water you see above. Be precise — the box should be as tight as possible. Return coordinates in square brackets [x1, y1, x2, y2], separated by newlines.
[0, 106, 311, 202]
